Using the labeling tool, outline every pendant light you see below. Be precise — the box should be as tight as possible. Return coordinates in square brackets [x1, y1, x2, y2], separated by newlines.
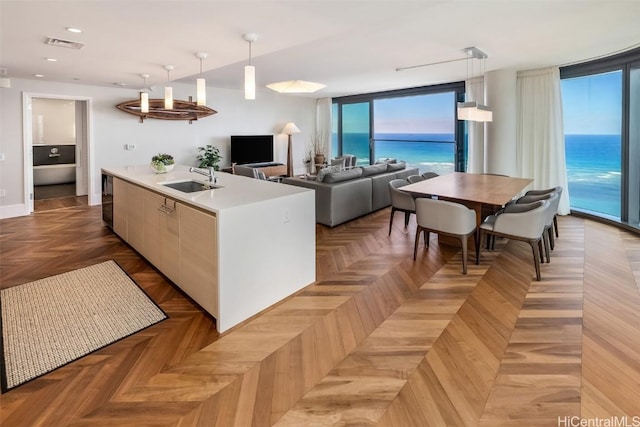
[139, 74, 150, 114]
[456, 47, 492, 122]
[195, 52, 208, 106]
[163, 65, 174, 110]
[243, 33, 258, 100]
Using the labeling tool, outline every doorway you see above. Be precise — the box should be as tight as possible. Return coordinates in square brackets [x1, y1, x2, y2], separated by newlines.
[22, 94, 91, 213]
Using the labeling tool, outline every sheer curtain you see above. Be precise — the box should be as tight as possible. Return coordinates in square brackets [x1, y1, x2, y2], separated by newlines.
[466, 77, 485, 173]
[516, 67, 570, 214]
[316, 97, 332, 156]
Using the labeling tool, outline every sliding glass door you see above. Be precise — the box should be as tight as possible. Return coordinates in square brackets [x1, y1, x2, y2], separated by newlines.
[560, 46, 640, 229]
[341, 102, 371, 166]
[561, 71, 622, 218]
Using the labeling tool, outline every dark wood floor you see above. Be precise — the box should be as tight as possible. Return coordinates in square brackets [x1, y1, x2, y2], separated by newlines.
[1, 204, 639, 426]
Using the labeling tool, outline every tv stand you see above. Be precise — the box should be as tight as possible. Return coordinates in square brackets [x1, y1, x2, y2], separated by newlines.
[224, 162, 287, 178]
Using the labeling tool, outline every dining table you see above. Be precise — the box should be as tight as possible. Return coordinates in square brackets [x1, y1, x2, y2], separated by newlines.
[401, 172, 533, 249]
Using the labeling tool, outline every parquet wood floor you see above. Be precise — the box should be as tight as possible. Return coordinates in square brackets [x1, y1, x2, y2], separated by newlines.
[1, 205, 639, 426]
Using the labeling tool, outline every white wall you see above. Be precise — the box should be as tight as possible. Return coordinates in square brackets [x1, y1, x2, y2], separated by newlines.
[0, 78, 316, 218]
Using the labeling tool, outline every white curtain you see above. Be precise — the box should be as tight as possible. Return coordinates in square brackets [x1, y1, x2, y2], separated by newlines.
[516, 67, 570, 215]
[316, 97, 332, 156]
[465, 77, 485, 173]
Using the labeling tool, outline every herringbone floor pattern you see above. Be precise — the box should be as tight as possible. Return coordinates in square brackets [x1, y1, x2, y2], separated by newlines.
[1, 205, 639, 426]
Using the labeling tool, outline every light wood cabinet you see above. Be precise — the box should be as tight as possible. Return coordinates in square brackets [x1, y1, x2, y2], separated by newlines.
[113, 177, 145, 251]
[113, 178, 127, 238]
[142, 191, 180, 283]
[179, 203, 218, 317]
[112, 177, 218, 318]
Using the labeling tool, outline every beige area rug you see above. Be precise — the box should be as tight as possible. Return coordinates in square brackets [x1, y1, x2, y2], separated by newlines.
[0, 260, 167, 392]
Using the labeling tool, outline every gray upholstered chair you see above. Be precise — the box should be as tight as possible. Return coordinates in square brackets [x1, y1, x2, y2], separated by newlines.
[407, 174, 426, 184]
[515, 191, 560, 261]
[234, 164, 266, 180]
[421, 172, 439, 180]
[521, 186, 563, 237]
[478, 200, 551, 281]
[413, 198, 477, 274]
[388, 179, 415, 235]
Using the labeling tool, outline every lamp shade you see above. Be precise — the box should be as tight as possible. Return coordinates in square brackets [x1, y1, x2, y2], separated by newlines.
[140, 92, 149, 114]
[164, 86, 173, 110]
[245, 65, 255, 100]
[196, 78, 206, 106]
[266, 80, 326, 94]
[281, 122, 301, 135]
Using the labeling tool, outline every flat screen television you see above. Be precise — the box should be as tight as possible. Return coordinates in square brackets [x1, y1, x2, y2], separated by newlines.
[230, 135, 274, 165]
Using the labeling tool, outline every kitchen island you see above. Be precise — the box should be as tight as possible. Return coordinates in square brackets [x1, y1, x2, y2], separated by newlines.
[101, 164, 316, 333]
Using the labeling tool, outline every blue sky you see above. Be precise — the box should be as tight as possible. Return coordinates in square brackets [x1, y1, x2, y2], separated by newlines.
[561, 70, 622, 135]
[338, 71, 623, 136]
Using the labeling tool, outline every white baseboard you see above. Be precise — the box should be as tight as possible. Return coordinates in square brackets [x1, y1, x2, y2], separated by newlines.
[0, 203, 29, 219]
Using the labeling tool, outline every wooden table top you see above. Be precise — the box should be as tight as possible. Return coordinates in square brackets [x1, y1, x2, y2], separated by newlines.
[402, 172, 533, 207]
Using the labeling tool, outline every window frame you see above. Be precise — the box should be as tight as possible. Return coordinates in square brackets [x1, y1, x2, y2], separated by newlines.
[332, 81, 467, 171]
[560, 47, 640, 230]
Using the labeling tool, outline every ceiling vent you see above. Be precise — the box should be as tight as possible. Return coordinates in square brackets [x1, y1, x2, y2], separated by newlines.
[45, 37, 85, 50]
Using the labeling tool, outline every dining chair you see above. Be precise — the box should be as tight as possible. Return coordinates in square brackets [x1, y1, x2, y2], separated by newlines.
[413, 198, 477, 274]
[515, 191, 560, 261]
[421, 172, 439, 180]
[521, 186, 563, 237]
[388, 179, 416, 235]
[407, 175, 426, 184]
[478, 200, 550, 281]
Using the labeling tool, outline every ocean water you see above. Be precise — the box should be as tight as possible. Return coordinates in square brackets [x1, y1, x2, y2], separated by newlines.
[340, 132, 621, 217]
[565, 134, 620, 217]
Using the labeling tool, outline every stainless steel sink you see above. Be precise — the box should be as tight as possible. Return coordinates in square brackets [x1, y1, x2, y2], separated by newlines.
[161, 180, 222, 193]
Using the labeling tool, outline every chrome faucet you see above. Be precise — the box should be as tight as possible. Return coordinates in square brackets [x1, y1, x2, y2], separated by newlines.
[189, 166, 217, 183]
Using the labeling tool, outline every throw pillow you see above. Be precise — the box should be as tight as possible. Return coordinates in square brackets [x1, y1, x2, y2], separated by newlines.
[387, 161, 407, 172]
[361, 163, 388, 177]
[330, 158, 345, 170]
[316, 164, 342, 182]
[323, 167, 363, 183]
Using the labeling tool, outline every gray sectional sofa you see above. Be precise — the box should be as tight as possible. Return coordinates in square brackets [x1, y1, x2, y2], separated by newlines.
[283, 162, 418, 227]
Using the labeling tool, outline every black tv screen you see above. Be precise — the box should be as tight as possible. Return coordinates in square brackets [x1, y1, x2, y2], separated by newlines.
[230, 135, 274, 165]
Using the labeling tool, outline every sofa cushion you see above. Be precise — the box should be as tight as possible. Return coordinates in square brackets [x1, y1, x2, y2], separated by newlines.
[316, 164, 342, 182]
[324, 167, 363, 183]
[387, 161, 407, 172]
[361, 163, 388, 177]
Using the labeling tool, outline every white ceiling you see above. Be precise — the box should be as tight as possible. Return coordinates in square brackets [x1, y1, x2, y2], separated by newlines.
[2, 1, 640, 98]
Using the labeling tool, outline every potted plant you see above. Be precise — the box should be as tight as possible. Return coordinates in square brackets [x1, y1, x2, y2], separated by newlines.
[150, 153, 175, 173]
[309, 132, 328, 173]
[197, 144, 222, 170]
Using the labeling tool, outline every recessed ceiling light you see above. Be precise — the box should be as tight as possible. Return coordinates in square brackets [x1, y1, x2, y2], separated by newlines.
[34, 74, 44, 78]
[45, 58, 57, 62]
[113, 82, 126, 86]
[65, 27, 82, 33]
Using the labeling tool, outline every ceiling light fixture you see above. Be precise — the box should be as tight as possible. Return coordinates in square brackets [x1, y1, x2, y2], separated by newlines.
[34, 74, 44, 78]
[457, 47, 493, 122]
[163, 65, 174, 110]
[243, 33, 258, 100]
[140, 74, 150, 114]
[65, 27, 82, 33]
[45, 58, 57, 62]
[195, 52, 208, 106]
[266, 80, 326, 94]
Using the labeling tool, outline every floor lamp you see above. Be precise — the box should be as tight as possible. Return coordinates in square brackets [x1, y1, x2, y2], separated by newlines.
[282, 122, 301, 177]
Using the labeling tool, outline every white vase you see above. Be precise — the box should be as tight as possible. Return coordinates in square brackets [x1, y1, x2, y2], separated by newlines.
[150, 163, 174, 174]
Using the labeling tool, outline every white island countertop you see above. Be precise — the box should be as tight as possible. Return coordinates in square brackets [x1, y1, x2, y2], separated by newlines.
[103, 163, 316, 333]
[101, 164, 312, 213]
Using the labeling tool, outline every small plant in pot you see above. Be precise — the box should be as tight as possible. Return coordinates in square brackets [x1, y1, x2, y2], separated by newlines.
[150, 153, 175, 173]
[309, 132, 328, 173]
[197, 145, 222, 170]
